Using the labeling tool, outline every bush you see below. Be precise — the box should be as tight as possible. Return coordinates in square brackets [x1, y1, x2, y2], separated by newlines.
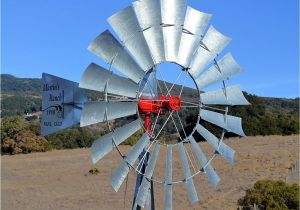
[1, 117, 52, 154]
[89, 167, 100, 175]
[1, 116, 104, 154]
[46, 126, 98, 149]
[1, 116, 25, 140]
[238, 180, 299, 210]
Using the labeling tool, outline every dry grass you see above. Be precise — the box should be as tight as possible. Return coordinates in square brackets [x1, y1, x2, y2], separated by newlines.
[2, 135, 299, 210]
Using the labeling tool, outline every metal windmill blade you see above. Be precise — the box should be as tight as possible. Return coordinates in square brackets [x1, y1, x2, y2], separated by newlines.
[41, 1, 250, 209]
[161, 0, 187, 63]
[132, 0, 165, 64]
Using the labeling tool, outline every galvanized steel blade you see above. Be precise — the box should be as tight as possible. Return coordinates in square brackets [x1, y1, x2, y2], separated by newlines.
[183, 7, 212, 36]
[164, 145, 173, 210]
[200, 84, 250, 105]
[196, 124, 235, 164]
[108, 6, 154, 71]
[200, 109, 246, 136]
[132, 0, 165, 64]
[189, 26, 231, 77]
[189, 136, 220, 188]
[108, 6, 140, 41]
[122, 34, 154, 71]
[178, 7, 212, 67]
[161, 0, 187, 25]
[111, 133, 150, 192]
[132, 0, 161, 28]
[139, 69, 158, 99]
[135, 143, 160, 208]
[91, 119, 141, 164]
[161, 0, 187, 63]
[196, 53, 244, 90]
[88, 30, 144, 83]
[201, 25, 231, 55]
[143, 26, 166, 64]
[79, 63, 138, 98]
[189, 47, 215, 77]
[162, 26, 182, 63]
[80, 101, 137, 127]
[178, 142, 199, 204]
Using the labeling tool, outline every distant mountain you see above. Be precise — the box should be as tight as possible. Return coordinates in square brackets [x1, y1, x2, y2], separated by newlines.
[1, 74, 42, 94]
[0, 73, 198, 98]
[1, 74, 299, 136]
[0, 74, 199, 116]
[1, 73, 298, 112]
[262, 96, 299, 116]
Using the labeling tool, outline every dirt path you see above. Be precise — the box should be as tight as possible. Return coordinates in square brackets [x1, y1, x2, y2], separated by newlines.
[2, 135, 298, 210]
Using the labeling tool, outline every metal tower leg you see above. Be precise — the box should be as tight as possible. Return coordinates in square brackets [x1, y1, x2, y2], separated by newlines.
[132, 150, 155, 210]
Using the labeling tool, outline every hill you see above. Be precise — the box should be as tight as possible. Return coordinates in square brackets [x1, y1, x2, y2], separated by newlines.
[262, 96, 299, 116]
[0, 74, 198, 116]
[0, 74, 299, 154]
[1, 74, 298, 116]
[1, 74, 41, 94]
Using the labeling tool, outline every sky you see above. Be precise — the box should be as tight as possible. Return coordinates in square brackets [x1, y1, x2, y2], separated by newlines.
[2, 0, 299, 98]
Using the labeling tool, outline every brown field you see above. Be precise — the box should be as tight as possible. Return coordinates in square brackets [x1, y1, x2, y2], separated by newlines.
[2, 135, 299, 210]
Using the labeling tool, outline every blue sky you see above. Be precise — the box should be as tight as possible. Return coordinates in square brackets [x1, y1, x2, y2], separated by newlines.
[2, 0, 299, 98]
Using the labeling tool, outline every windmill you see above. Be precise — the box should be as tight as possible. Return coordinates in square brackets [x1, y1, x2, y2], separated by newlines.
[41, 0, 249, 209]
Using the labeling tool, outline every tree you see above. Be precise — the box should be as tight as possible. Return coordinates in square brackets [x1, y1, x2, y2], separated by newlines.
[238, 180, 299, 210]
[1, 116, 51, 154]
[1, 116, 25, 141]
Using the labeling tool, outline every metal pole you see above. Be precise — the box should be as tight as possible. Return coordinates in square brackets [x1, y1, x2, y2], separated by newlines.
[132, 150, 150, 210]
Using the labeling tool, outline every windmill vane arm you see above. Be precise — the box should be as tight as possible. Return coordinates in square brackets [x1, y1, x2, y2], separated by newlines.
[62, 102, 83, 110]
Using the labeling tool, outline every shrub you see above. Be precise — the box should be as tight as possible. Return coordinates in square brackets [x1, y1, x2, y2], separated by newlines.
[1, 116, 52, 154]
[46, 126, 97, 149]
[238, 180, 299, 210]
[1, 116, 25, 140]
[89, 167, 100, 175]
[2, 130, 51, 154]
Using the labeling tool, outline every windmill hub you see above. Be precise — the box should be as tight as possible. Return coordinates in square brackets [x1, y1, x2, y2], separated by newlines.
[138, 95, 182, 134]
[138, 95, 182, 114]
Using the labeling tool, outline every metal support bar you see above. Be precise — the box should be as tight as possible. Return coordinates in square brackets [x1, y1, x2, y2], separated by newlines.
[132, 150, 155, 210]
